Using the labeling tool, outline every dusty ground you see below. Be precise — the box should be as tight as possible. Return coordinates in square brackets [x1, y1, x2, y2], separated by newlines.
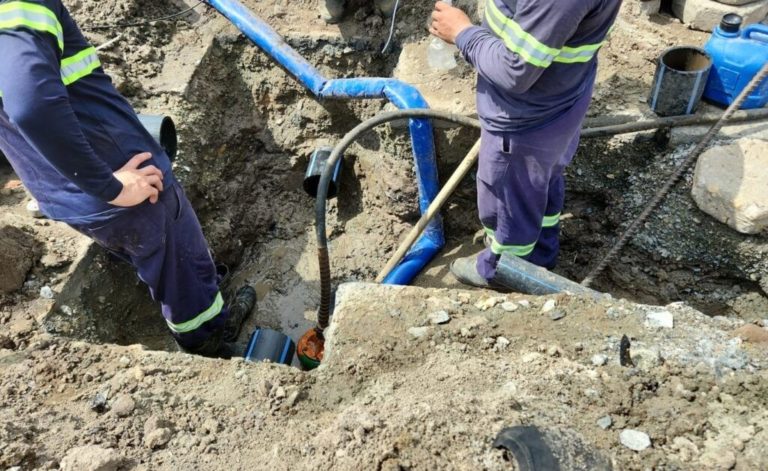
[1, 0, 768, 469]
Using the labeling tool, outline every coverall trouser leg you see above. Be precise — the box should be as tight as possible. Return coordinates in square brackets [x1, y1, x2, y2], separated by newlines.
[71, 184, 229, 350]
[475, 92, 590, 281]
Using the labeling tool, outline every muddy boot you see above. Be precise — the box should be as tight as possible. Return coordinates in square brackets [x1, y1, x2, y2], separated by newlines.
[222, 285, 257, 342]
[319, 0, 346, 24]
[180, 331, 248, 360]
[374, 0, 397, 17]
[450, 255, 508, 291]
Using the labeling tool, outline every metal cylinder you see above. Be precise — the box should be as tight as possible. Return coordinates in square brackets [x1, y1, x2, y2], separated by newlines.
[304, 146, 342, 198]
[137, 114, 178, 161]
[495, 254, 604, 299]
[648, 46, 712, 116]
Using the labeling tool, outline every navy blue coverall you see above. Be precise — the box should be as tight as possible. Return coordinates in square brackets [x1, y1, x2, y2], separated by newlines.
[454, 0, 621, 278]
[0, 0, 229, 349]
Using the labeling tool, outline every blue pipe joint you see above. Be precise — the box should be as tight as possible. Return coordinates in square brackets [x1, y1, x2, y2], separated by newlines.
[207, 0, 445, 285]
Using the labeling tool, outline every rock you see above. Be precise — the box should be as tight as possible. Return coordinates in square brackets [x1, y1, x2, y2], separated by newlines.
[619, 429, 652, 451]
[0, 226, 36, 295]
[428, 310, 451, 325]
[495, 336, 510, 351]
[518, 300, 531, 308]
[60, 445, 123, 471]
[475, 296, 503, 311]
[631, 347, 662, 370]
[144, 415, 172, 436]
[541, 299, 557, 313]
[731, 324, 768, 344]
[692, 139, 768, 234]
[110, 394, 135, 418]
[645, 310, 674, 329]
[672, 0, 768, 31]
[25, 199, 44, 218]
[90, 391, 108, 413]
[549, 310, 566, 321]
[500, 302, 519, 312]
[700, 449, 737, 470]
[40, 286, 54, 299]
[597, 416, 613, 430]
[592, 354, 609, 366]
[144, 428, 172, 449]
[631, 0, 660, 16]
[284, 390, 301, 408]
[407, 327, 429, 339]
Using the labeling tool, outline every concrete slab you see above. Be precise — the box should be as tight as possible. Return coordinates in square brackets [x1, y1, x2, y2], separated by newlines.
[671, 0, 768, 32]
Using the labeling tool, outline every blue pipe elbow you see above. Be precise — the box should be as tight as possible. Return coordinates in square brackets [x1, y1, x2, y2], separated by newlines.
[207, 0, 445, 285]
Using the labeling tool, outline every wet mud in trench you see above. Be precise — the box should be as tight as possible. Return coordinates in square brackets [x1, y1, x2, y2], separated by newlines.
[43, 30, 768, 354]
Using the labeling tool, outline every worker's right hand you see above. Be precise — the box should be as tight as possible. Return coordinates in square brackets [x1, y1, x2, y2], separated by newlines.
[109, 152, 164, 207]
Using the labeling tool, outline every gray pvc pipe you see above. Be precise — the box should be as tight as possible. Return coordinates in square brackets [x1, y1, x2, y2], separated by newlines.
[495, 254, 605, 299]
[137, 114, 177, 161]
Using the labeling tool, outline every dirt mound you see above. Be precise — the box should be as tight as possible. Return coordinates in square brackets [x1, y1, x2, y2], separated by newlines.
[0, 225, 37, 295]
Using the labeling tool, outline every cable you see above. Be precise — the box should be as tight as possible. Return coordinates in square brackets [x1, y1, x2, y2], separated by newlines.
[83, 1, 207, 31]
[381, 0, 401, 54]
[314, 109, 481, 330]
[581, 61, 768, 288]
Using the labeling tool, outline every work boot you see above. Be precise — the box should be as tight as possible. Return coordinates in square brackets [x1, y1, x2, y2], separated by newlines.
[222, 285, 257, 342]
[319, 0, 346, 24]
[374, 0, 397, 17]
[180, 331, 248, 360]
[450, 255, 509, 291]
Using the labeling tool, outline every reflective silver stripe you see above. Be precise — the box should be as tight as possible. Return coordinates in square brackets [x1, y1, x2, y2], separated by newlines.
[61, 47, 101, 85]
[0, 1, 64, 51]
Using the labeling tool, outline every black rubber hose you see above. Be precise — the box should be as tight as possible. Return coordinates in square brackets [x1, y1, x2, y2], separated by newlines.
[314, 109, 481, 330]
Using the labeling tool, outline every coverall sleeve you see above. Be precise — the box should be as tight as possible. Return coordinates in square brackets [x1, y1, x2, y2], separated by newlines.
[455, 0, 589, 95]
[0, 28, 124, 202]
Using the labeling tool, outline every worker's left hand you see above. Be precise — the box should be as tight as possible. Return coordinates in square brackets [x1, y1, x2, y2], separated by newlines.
[430, 1, 473, 44]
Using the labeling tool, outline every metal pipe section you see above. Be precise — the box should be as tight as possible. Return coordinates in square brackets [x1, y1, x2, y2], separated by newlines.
[495, 254, 604, 299]
[206, 0, 444, 285]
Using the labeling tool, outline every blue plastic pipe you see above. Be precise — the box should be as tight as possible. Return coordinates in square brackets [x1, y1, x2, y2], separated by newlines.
[206, 0, 444, 285]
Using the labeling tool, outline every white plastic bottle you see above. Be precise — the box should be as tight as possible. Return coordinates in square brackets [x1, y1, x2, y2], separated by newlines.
[427, 0, 458, 71]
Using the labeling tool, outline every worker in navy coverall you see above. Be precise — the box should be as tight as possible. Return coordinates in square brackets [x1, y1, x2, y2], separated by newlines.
[429, 0, 622, 288]
[0, 0, 255, 357]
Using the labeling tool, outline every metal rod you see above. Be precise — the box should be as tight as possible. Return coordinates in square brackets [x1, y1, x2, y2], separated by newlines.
[582, 61, 768, 288]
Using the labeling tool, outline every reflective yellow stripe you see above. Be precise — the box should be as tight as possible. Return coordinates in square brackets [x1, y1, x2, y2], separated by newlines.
[0, 46, 101, 98]
[166, 292, 225, 334]
[542, 213, 561, 228]
[484, 226, 536, 257]
[0, 1, 64, 51]
[485, 0, 606, 67]
[61, 46, 101, 85]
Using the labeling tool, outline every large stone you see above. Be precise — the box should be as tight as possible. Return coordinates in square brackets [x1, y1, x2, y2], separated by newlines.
[60, 445, 123, 471]
[671, 0, 768, 32]
[691, 139, 768, 234]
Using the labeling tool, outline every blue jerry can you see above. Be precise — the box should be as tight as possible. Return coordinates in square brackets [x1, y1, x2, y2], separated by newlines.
[703, 14, 768, 109]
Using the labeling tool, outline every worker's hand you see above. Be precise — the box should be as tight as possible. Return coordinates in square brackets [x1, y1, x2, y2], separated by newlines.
[109, 152, 164, 207]
[430, 1, 473, 44]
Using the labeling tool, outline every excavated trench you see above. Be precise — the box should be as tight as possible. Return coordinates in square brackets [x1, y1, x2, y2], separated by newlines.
[43, 28, 768, 354]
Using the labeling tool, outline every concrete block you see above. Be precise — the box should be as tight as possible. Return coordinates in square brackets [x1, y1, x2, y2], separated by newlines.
[692, 138, 768, 234]
[671, 0, 768, 32]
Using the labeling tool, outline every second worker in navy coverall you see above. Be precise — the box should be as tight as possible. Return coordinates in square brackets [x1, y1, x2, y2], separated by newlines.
[430, 0, 622, 288]
[0, 0, 255, 357]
